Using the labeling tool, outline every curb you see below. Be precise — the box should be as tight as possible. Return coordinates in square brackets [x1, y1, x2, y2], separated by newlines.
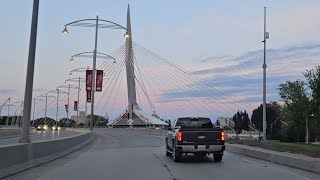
[0, 133, 95, 179]
[226, 143, 320, 174]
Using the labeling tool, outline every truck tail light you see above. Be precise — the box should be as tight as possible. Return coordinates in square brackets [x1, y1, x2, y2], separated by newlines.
[177, 132, 182, 141]
[221, 131, 226, 141]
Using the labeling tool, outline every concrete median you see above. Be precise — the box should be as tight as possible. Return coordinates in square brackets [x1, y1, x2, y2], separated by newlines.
[0, 130, 95, 179]
[226, 143, 320, 174]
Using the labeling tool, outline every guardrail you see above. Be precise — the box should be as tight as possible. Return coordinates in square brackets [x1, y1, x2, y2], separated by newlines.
[0, 130, 95, 179]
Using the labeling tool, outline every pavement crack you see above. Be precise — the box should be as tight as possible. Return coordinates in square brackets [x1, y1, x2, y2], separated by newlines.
[152, 152, 178, 180]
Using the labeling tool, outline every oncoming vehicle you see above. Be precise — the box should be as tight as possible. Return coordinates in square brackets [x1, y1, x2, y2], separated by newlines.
[165, 117, 226, 162]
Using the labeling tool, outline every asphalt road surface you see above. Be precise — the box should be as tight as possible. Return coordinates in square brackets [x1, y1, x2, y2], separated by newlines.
[5, 129, 320, 180]
[0, 130, 80, 146]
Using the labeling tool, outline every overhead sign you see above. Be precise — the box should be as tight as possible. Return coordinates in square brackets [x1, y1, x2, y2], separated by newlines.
[65, 104, 68, 113]
[86, 70, 93, 92]
[74, 101, 78, 111]
[87, 91, 92, 103]
[96, 70, 103, 92]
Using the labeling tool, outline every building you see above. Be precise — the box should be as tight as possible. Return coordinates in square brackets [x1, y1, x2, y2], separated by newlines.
[217, 117, 233, 127]
[71, 111, 87, 124]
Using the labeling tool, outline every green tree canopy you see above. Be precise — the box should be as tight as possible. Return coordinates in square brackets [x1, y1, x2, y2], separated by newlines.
[251, 102, 282, 140]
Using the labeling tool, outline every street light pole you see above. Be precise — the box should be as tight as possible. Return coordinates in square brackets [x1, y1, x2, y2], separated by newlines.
[19, 0, 39, 143]
[77, 77, 81, 125]
[90, 16, 99, 131]
[63, 15, 127, 130]
[33, 97, 36, 122]
[45, 93, 48, 125]
[262, 7, 268, 142]
[67, 84, 70, 120]
[56, 89, 60, 126]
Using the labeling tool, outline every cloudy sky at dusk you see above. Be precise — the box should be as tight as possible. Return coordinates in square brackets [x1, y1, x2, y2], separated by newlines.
[1, 0, 320, 120]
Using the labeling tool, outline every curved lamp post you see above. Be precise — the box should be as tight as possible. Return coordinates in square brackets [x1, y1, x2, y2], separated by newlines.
[38, 92, 56, 125]
[32, 97, 44, 126]
[59, 79, 84, 126]
[63, 17, 128, 131]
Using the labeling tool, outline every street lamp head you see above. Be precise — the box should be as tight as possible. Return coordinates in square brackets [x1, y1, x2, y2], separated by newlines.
[64, 81, 67, 85]
[62, 26, 68, 35]
[124, 32, 129, 38]
[113, 60, 116, 64]
[103, 73, 106, 79]
[311, 113, 314, 117]
[69, 72, 72, 77]
[70, 57, 74, 63]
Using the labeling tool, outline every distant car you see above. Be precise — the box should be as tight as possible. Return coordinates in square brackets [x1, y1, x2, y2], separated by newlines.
[51, 125, 60, 131]
[36, 125, 48, 131]
[36, 125, 44, 131]
[165, 117, 226, 162]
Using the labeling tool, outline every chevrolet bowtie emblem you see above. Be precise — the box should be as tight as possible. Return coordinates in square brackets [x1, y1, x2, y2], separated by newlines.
[198, 136, 205, 139]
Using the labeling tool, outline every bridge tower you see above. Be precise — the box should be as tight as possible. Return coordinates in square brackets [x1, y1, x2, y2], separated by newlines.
[125, 5, 137, 121]
[110, 5, 167, 127]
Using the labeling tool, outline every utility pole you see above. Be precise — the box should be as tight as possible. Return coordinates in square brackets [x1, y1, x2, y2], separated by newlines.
[19, 0, 39, 143]
[77, 77, 80, 124]
[90, 16, 99, 131]
[262, 7, 269, 142]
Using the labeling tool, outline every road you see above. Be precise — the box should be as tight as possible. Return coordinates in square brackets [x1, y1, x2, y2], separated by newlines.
[0, 130, 80, 146]
[5, 128, 320, 180]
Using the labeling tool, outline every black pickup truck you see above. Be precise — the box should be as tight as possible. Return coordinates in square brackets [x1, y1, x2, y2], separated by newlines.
[165, 117, 226, 162]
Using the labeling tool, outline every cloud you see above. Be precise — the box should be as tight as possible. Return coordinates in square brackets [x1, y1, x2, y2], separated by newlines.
[154, 42, 320, 116]
[0, 89, 16, 95]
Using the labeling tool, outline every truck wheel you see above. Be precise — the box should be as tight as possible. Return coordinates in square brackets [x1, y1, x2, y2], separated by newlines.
[166, 145, 172, 156]
[213, 154, 223, 162]
[173, 146, 182, 162]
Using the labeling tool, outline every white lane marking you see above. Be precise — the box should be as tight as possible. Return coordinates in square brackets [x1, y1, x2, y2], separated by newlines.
[225, 152, 313, 180]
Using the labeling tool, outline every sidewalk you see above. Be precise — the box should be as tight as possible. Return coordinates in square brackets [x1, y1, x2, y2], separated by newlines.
[226, 143, 320, 174]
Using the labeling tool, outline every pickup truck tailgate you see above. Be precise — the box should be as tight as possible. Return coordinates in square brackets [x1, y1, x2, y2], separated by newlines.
[179, 129, 223, 145]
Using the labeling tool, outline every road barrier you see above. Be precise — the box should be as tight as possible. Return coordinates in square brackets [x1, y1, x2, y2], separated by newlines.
[0, 130, 95, 179]
[226, 143, 320, 174]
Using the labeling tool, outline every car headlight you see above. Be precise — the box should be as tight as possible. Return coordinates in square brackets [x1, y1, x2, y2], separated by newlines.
[37, 126, 41, 129]
[57, 127, 61, 130]
[52, 126, 56, 130]
[43, 125, 48, 130]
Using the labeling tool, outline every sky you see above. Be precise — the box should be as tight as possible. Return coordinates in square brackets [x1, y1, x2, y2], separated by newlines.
[0, 0, 320, 120]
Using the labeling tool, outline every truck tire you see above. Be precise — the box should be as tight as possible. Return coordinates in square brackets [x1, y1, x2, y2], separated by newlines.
[213, 154, 223, 162]
[166, 144, 172, 156]
[173, 145, 182, 162]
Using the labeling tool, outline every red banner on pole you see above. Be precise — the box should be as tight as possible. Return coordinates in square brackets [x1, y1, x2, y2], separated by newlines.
[74, 101, 78, 111]
[65, 104, 68, 113]
[86, 70, 93, 92]
[87, 91, 92, 103]
[96, 70, 103, 92]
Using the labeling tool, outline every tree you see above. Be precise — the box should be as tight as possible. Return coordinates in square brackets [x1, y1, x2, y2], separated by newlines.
[251, 102, 283, 140]
[278, 80, 309, 141]
[241, 111, 250, 131]
[86, 115, 109, 126]
[58, 118, 75, 127]
[32, 117, 56, 127]
[232, 110, 250, 137]
[215, 119, 221, 126]
[303, 66, 320, 135]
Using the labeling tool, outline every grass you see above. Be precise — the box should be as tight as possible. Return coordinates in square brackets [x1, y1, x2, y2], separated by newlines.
[228, 139, 320, 158]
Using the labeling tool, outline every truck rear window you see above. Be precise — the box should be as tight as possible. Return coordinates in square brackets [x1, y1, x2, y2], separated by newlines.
[176, 118, 213, 128]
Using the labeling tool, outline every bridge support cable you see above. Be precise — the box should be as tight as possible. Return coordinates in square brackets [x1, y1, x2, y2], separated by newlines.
[132, 43, 252, 121]
[133, 43, 250, 111]
[131, 43, 258, 131]
[132, 44, 238, 117]
[133, 54, 155, 112]
[93, 57, 126, 127]
[133, 55, 201, 117]
[134, 63, 179, 120]
[90, 48, 127, 126]
[131, 51, 187, 118]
